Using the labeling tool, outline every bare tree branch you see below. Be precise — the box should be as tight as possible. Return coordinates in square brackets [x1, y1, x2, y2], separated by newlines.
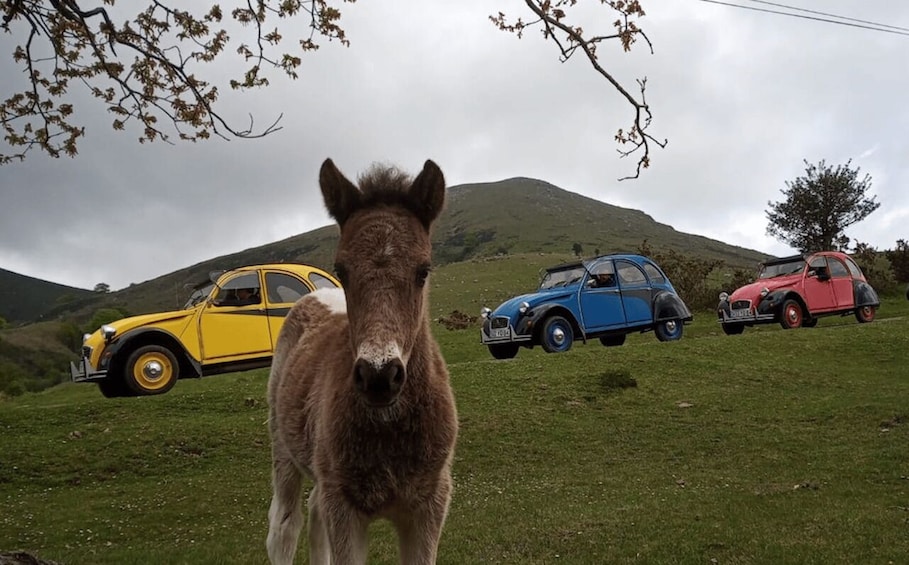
[3, 1, 665, 176]
[1, 1, 352, 164]
[492, 0, 666, 180]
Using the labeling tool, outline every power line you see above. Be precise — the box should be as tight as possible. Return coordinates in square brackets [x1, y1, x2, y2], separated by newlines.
[744, 0, 909, 33]
[697, 0, 909, 37]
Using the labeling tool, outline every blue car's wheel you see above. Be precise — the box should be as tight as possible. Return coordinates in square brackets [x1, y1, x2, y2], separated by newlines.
[654, 319, 683, 342]
[540, 315, 574, 353]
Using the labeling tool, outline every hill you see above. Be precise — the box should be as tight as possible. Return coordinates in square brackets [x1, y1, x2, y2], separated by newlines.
[0, 268, 94, 324]
[6, 177, 771, 324]
[49, 177, 769, 321]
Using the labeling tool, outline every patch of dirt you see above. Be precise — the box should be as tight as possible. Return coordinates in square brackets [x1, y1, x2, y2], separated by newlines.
[879, 414, 904, 432]
[598, 370, 637, 391]
[437, 310, 478, 330]
[0, 552, 61, 565]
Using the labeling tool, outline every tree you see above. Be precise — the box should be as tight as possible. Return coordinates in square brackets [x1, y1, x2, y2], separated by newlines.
[766, 159, 879, 253]
[2, 1, 662, 177]
[93, 282, 110, 293]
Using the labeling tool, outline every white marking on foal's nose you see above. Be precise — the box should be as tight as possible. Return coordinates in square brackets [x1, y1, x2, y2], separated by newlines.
[357, 341, 404, 370]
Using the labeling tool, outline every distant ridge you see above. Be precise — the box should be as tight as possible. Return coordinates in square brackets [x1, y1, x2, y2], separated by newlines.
[0, 268, 94, 323]
[2, 177, 771, 323]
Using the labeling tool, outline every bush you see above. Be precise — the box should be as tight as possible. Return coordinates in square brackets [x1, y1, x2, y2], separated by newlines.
[0, 335, 71, 397]
[852, 242, 899, 296]
[885, 239, 909, 283]
[638, 240, 725, 310]
[86, 308, 129, 333]
[57, 321, 84, 353]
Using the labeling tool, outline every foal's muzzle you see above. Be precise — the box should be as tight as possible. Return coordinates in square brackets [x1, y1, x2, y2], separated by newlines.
[354, 358, 406, 406]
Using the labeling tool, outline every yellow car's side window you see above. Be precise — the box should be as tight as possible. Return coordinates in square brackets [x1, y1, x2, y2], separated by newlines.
[212, 273, 262, 307]
[265, 272, 311, 304]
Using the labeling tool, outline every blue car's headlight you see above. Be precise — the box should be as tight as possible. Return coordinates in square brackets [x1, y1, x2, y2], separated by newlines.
[519, 301, 530, 314]
[480, 307, 492, 319]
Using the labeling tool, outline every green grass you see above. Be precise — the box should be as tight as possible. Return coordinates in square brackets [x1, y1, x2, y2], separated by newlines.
[2, 284, 907, 563]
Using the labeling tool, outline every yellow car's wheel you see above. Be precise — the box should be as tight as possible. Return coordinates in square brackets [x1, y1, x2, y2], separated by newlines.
[124, 345, 179, 396]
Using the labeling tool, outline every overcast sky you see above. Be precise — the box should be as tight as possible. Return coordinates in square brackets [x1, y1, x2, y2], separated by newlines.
[2, 0, 907, 291]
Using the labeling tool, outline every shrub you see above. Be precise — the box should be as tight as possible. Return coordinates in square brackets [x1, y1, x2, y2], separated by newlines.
[86, 308, 128, 333]
[885, 239, 909, 283]
[638, 240, 724, 310]
[57, 321, 84, 353]
[852, 242, 899, 296]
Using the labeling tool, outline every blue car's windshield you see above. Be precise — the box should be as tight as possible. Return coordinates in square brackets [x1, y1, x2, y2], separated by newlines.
[540, 266, 587, 289]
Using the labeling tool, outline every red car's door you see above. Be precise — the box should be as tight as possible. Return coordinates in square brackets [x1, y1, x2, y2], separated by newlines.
[826, 257, 855, 309]
[803, 256, 836, 312]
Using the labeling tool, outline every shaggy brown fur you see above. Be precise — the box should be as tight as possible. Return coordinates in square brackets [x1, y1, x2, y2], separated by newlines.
[266, 159, 458, 565]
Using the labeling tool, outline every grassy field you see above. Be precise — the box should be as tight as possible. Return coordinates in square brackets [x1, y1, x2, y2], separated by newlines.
[1, 285, 907, 563]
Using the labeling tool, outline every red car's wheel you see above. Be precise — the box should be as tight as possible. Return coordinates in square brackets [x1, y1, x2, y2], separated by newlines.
[779, 299, 803, 329]
[855, 305, 876, 323]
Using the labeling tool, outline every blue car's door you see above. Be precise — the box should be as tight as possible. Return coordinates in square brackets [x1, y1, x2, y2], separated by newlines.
[615, 260, 653, 325]
[578, 260, 626, 331]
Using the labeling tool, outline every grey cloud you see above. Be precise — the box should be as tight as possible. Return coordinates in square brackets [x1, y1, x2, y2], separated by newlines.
[1, 0, 907, 288]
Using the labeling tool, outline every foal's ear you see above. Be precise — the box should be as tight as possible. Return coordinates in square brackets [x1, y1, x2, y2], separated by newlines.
[408, 160, 446, 228]
[320, 158, 361, 226]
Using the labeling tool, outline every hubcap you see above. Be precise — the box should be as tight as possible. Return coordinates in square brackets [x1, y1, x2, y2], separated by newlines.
[665, 320, 677, 332]
[788, 308, 799, 322]
[551, 327, 565, 345]
[143, 360, 164, 382]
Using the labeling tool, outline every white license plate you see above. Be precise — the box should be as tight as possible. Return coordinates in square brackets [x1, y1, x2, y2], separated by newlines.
[490, 327, 511, 339]
[730, 309, 752, 319]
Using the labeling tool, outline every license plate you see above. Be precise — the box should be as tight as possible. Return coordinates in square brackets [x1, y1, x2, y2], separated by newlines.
[729, 308, 752, 319]
[490, 327, 511, 339]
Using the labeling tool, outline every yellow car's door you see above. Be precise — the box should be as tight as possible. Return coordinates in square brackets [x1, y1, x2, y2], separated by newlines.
[262, 269, 315, 350]
[199, 271, 273, 361]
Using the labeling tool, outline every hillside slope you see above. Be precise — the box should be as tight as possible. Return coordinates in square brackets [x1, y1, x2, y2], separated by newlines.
[0, 268, 94, 324]
[10, 177, 771, 322]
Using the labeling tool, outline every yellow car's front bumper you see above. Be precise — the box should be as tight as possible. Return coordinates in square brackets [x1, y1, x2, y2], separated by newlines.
[70, 356, 108, 383]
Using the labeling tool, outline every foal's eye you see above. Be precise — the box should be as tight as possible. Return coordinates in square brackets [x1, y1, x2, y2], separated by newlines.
[334, 263, 349, 286]
[416, 265, 432, 287]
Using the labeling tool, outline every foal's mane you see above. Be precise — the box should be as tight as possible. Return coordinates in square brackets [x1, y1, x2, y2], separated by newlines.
[355, 165, 422, 215]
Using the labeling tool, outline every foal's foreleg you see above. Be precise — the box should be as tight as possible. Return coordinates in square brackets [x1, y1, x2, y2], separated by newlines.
[307, 486, 331, 565]
[394, 474, 453, 565]
[266, 458, 305, 565]
[319, 486, 369, 564]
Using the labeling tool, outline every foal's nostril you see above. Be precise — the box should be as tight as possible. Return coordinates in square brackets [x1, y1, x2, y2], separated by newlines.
[382, 358, 406, 391]
[353, 357, 406, 404]
[353, 358, 371, 392]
